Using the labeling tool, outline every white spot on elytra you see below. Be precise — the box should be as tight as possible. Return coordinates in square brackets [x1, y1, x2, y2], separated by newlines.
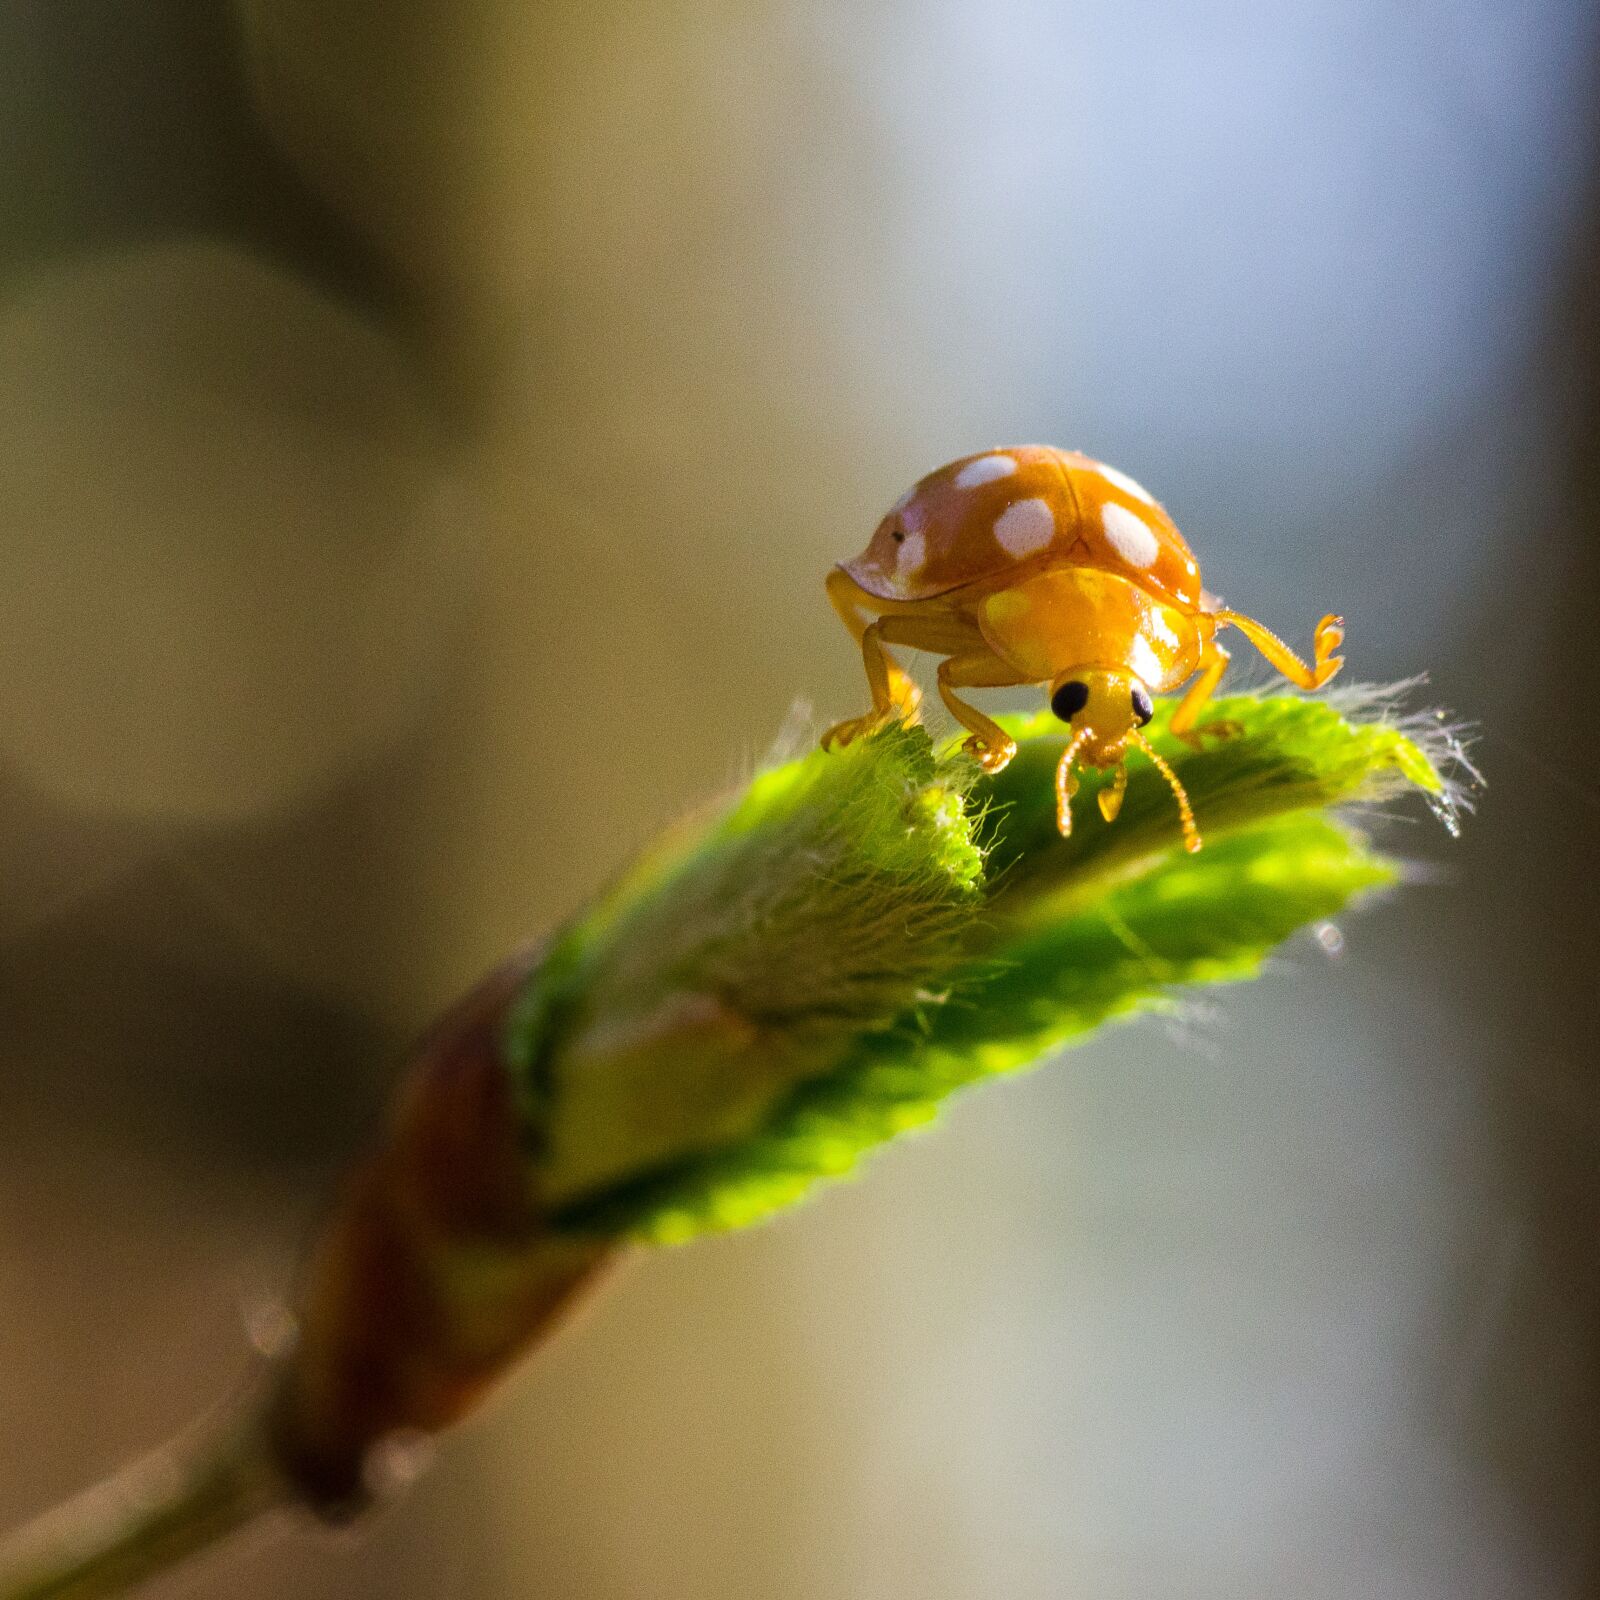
[894, 529, 926, 575]
[954, 453, 1018, 491]
[1095, 463, 1157, 505]
[1101, 502, 1160, 569]
[993, 497, 1055, 557]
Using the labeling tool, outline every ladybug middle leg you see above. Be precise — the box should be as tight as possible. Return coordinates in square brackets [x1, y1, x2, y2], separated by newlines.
[937, 650, 1027, 774]
[1167, 640, 1243, 751]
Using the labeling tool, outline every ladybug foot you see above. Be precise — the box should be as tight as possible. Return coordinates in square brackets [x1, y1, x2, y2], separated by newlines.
[1311, 614, 1346, 687]
[822, 711, 886, 750]
[1174, 718, 1243, 752]
[822, 700, 918, 751]
[962, 735, 1017, 774]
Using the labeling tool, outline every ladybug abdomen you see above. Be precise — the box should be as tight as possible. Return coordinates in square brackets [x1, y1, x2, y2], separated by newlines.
[842, 446, 1202, 611]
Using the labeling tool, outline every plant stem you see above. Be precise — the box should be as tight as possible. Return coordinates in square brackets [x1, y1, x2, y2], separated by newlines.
[0, 1407, 286, 1600]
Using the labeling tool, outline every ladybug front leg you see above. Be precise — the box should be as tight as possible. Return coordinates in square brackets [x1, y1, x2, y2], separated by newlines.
[1215, 609, 1345, 691]
[938, 651, 1025, 774]
[1167, 640, 1242, 750]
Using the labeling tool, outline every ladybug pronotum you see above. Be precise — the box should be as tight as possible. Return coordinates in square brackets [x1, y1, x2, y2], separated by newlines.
[822, 445, 1345, 852]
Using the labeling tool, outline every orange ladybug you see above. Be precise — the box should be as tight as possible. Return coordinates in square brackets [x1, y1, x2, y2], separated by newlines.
[822, 446, 1344, 852]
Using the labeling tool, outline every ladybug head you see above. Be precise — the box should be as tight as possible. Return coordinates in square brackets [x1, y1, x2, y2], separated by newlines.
[1048, 668, 1153, 767]
[1048, 668, 1200, 853]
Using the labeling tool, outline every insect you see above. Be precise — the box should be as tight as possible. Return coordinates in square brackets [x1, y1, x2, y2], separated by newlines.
[822, 445, 1344, 852]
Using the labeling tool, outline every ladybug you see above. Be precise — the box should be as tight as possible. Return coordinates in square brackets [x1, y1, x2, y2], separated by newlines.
[822, 445, 1344, 852]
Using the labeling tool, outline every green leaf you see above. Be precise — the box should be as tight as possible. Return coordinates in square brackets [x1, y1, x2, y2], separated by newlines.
[505, 722, 985, 1203]
[505, 689, 1462, 1244]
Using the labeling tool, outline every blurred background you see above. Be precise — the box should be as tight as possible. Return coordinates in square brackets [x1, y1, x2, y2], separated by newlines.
[2, 1, 1598, 1596]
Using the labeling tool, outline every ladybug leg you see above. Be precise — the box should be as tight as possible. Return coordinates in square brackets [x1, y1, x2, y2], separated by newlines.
[821, 619, 919, 749]
[1215, 609, 1345, 691]
[1167, 641, 1242, 750]
[825, 569, 920, 722]
[822, 572, 922, 750]
[822, 595, 991, 752]
[937, 651, 1025, 774]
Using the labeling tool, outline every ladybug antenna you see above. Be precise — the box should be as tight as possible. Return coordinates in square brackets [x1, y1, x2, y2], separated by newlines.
[1129, 730, 1202, 854]
[1054, 727, 1092, 837]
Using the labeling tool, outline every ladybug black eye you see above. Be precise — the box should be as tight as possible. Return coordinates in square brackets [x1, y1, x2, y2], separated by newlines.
[1131, 686, 1154, 726]
[1052, 680, 1090, 721]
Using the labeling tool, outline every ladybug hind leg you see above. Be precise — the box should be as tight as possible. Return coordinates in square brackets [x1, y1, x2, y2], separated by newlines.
[820, 617, 923, 749]
[821, 571, 924, 750]
[826, 569, 920, 710]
